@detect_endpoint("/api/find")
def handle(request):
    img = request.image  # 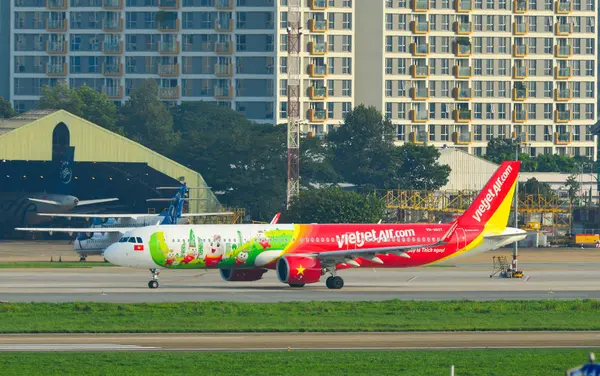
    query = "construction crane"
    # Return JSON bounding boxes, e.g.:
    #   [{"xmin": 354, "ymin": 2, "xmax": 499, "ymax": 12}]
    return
[{"xmin": 286, "ymin": 0, "xmax": 301, "ymax": 208}]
